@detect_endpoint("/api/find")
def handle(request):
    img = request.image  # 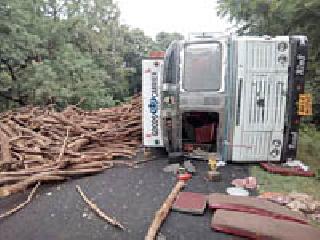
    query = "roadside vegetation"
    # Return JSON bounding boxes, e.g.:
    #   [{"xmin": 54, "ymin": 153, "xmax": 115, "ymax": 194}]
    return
[
  {"xmin": 0, "ymin": 0, "xmax": 183, "ymax": 112},
  {"xmin": 251, "ymin": 127, "xmax": 320, "ymax": 199}
]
